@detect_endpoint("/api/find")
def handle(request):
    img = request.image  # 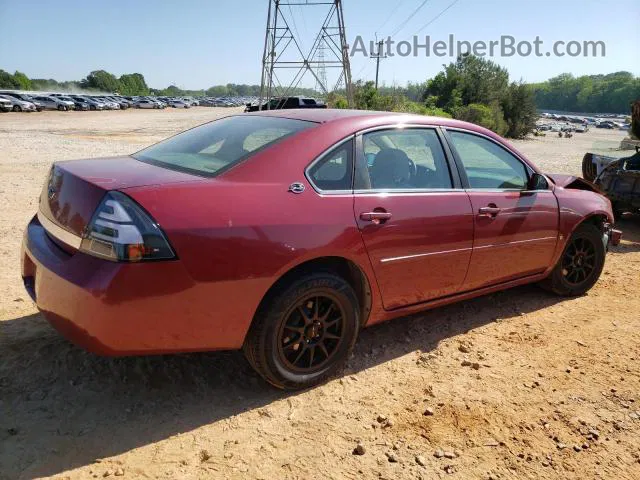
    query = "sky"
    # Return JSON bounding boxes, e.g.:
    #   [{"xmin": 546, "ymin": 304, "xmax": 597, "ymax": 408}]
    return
[{"xmin": 1, "ymin": 0, "xmax": 638, "ymax": 91}]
